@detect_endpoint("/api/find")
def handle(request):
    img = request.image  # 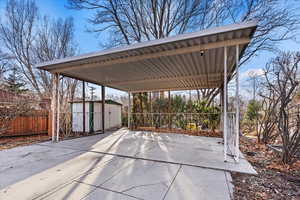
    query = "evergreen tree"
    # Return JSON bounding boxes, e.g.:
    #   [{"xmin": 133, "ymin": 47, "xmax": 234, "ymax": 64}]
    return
[
  {"xmin": 5, "ymin": 66, "xmax": 27, "ymax": 94},
  {"xmin": 246, "ymin": 100, "xmax": 261, "ymax": 121}
]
